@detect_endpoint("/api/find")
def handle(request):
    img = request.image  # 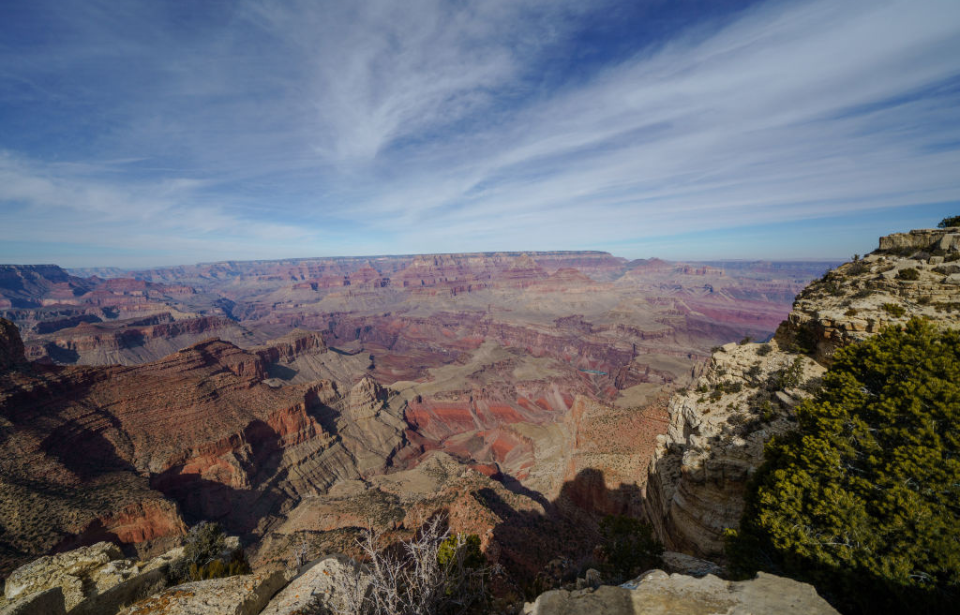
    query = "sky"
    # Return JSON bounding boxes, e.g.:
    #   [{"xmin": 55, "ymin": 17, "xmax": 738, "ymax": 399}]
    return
[{"xmin": 1, "ymin": 0, "xmax": 959, "ymax": 268}]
